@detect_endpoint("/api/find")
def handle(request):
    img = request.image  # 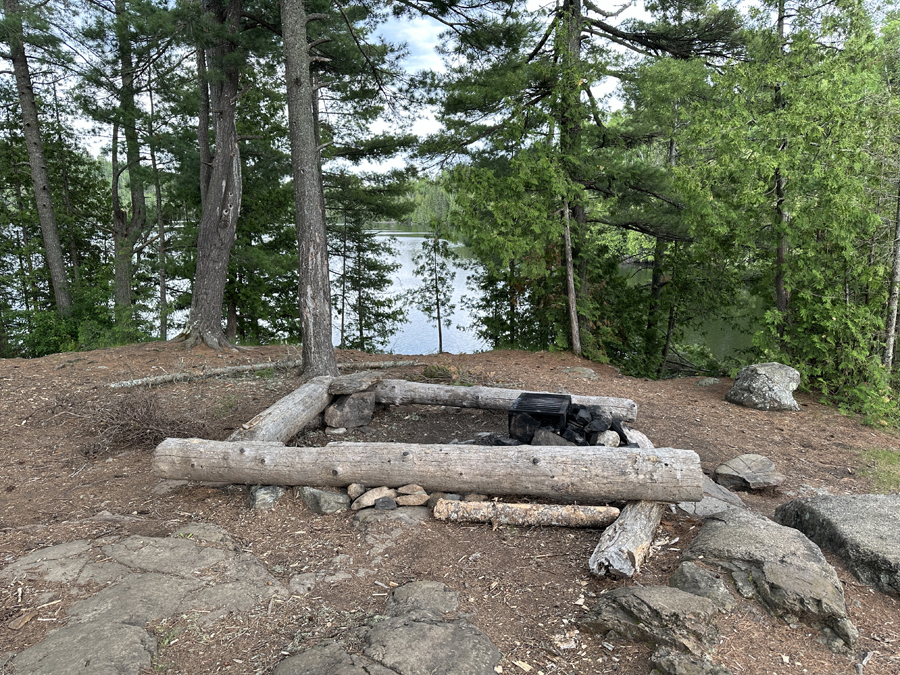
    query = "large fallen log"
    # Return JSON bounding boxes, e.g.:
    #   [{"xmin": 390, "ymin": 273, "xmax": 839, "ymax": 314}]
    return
[
  {"xmin": 152, "ymin": 439, "xmax": 702, "ymax": 503},
  {"xmin": 227, "ymin": 376, "xmax": 333, "ymax": 442},
  {"xmin": 372, "ymin": 380, "xmax": 637, "ymax": 421},
  {"xmin": 433, "ymin": 499, "xmax": 621, "ymax": 528},
  {"xmin": 588, "ymin": 500, "xmax": 667, "ymax": 578}
]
